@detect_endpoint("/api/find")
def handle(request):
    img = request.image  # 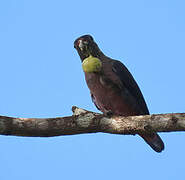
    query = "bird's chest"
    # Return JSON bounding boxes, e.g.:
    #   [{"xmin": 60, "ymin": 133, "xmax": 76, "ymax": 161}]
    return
[
  {"xmin": 85, "ymin": 72, "xmax": 133, "ymax": 115},
  {"xmin": 85, "ymin": 72, "xmax": 113, "ymax": 91}
]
